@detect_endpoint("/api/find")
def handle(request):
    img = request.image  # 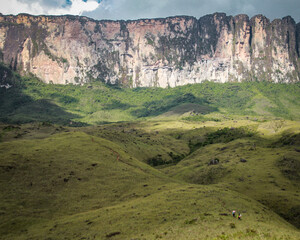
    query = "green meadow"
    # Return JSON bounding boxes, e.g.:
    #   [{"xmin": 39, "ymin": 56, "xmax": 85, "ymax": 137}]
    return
[
  {"xmin": 1, "ymin": 63, "xmax": 300, "ymax": 125},
  {"xmin": 0, "ymin": 64, "xmax": 300, "ymax": 239}
]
